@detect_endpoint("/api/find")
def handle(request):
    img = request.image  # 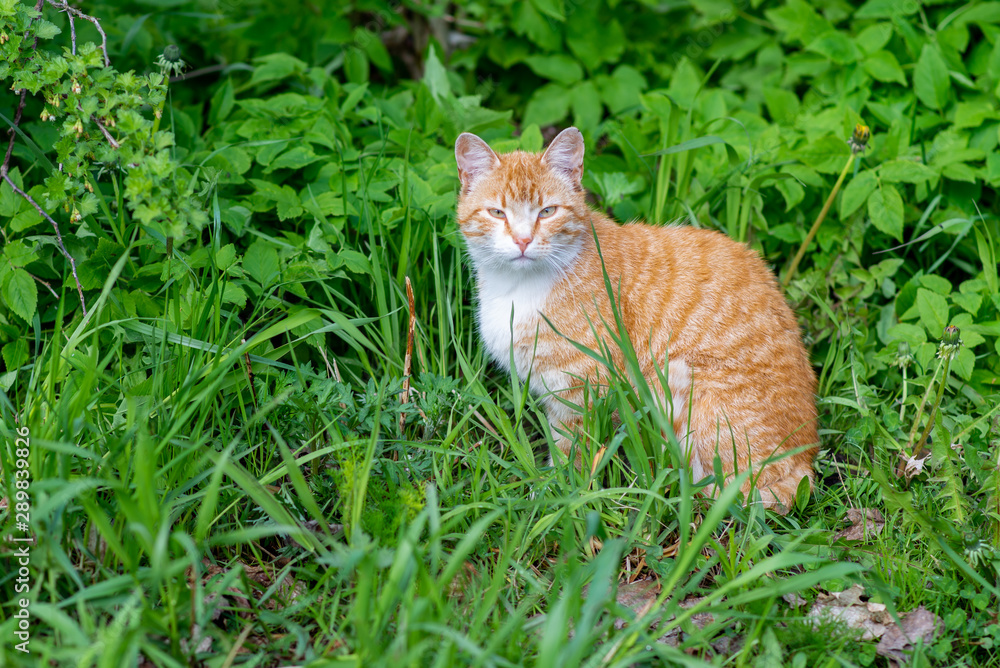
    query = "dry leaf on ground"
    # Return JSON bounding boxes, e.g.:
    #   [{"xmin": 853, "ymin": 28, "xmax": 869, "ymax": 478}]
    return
[
  {"xmin": 612, "ymin": 580, "xmax": 715, "ymax": 647},
  {"xmin": 806, "ymin": 584, "xmax": 892, "ymax": 640},
  {"xmin": 807, "ymin": 584, "xmax": 943, "ymax": 660},
  {"xmin": 876, "ymin": 606, "xmax": 942, "ymax": 664},
  {"xmin": 834, "ymin": 508, "xmax": 885, "ymax": 542},
  {"xmin": 902, "ymin": 453, "xmax": 930, "ymax": 480}
]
